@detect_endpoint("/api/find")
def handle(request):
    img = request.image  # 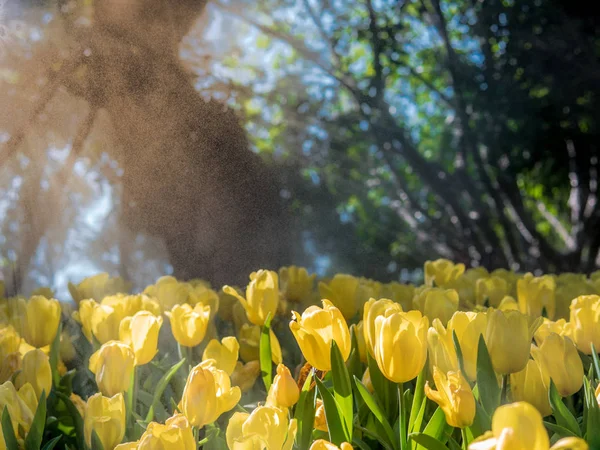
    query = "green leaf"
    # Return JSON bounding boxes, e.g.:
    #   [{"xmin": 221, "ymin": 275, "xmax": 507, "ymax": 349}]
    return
[
  {"xmin": 260, "ymin": 313, "xmax": 273, "ymax": 390},
  {"xmin": 367, "ymin": 352, "xmax": 396, "ymax": 421},
  {"xmin": 409, "ymin": 363, "xmax": 427, "ymax": 434},
  {"xmin": 583, "ymin": 377, "xmax": 600, "ymax": 447},
  {"xmin": 421, "ymin": 407, "xmax": 451, "ymax": 445},
  {"xmin": 543, "ymin": 421, "xmax": 578, "ymax": 438},
  {"xmin": 1, "ymin": 406, "xmax": 19, "ymax": 450},
  {"xmin": 348, "ymin": 327, "xmax": 363, "ymax": 380},
  {"xmin": 452, "ymin": 330, "xmax": 464, "ymax": 375},
  {"xmin": 294, "ymin": 371, "xmax": 316, "ymax": 450},
  {"xmin": 54, "ymin": 391, "xmax": 86, "ymax": 450},
  {"xmin": 49, "ymin": 322, "xmax": 63, "ymax": 388},
  {"xmin": 91, "ymin": 429, "xmax": 105, "ymax": 450},
  {"xmin": 353, "ymin": 375, "xmax": 397, "ymax": 450},
  {"xmin": 314, "ymin": 376, "xmax": 347, "ymax": 446},
  {"xmin": 330, "ymin": 340, "xmax": 353, "ymax": 441},
  {"xmin": 25, "ymin": 390, "xmax": 47, "ymax": 450},
  {"xmin": 409, "ymin": 432, "xmax": 450, "ymax": 450},
  {"xmin": 41, "ymin": 435, "xmax": 62, "ymax": 450},
  {"xmin": 410, "ymin": 396, "xmax": 427, "ymax": 436},
  {"xmin": 590, "ymin": 344, "xmax": 600, "ymax": 382},
  {"xmin": 549, "ymin": 380, "xmax": 581, "ymax": 437},
  {"xmin": 476, "ymin": 335, "xmax": 500, "ymax": 417},
  {"xmin": 145, "ymin": 357, "xmax": 186, "ymax": 422},
  {"xmin": 59, "ymin": 369, "xmax": 77, "ymax": 396}
]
